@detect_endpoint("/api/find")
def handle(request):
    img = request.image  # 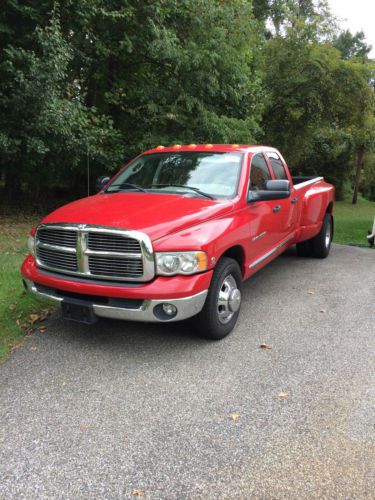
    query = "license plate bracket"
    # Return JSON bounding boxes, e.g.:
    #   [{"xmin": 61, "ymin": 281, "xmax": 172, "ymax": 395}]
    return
[{"xmin": 62, "ymin": 300, "xmax": 97, "ymax": 324}]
